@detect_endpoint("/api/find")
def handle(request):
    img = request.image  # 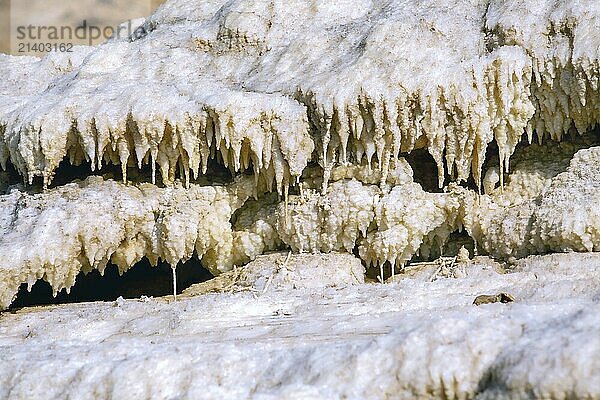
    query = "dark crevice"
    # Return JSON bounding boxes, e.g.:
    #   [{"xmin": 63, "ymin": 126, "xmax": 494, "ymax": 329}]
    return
[
  {"xmin": 352, "ymin": 243, "xmax": 376, "ymax": 281},
  {"xmin": 442, "ymin": 230, "xmax": 476, "ymax": 258},
  {"xmin": 365, "ymin": 261, "xmax": 393, "ymax": 281},
  {"xmin": 230, "ymin": 191, "xmax": 279, "ymax": 228},
  {"xmin": 0, "ymin": 161, "xmax": 23, "ymax": 194},
  {"xmin": 363, "ymin": 230, "xmax": 476, "ymax": 281},
  {"xmin": 403, "ymin": 230, "xmax": 475, "ymax": 264},
  {"xmin": 403, "ymin": 148, "xmax": 444, "ymax": 192},
  {"xmin": 1, "ymin": 152, "xmax": 236, "ymax": 194},
  {"xmin": 48, "ymin": 159, "xmax": 123, "ymax": 189},
  {"xmin": 9, "ymin": 256, "xmax": 214, "ymax": 310},
  {"xmin": 481, "ymin": 138, "xmax": 500, "ymax": 177}
]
